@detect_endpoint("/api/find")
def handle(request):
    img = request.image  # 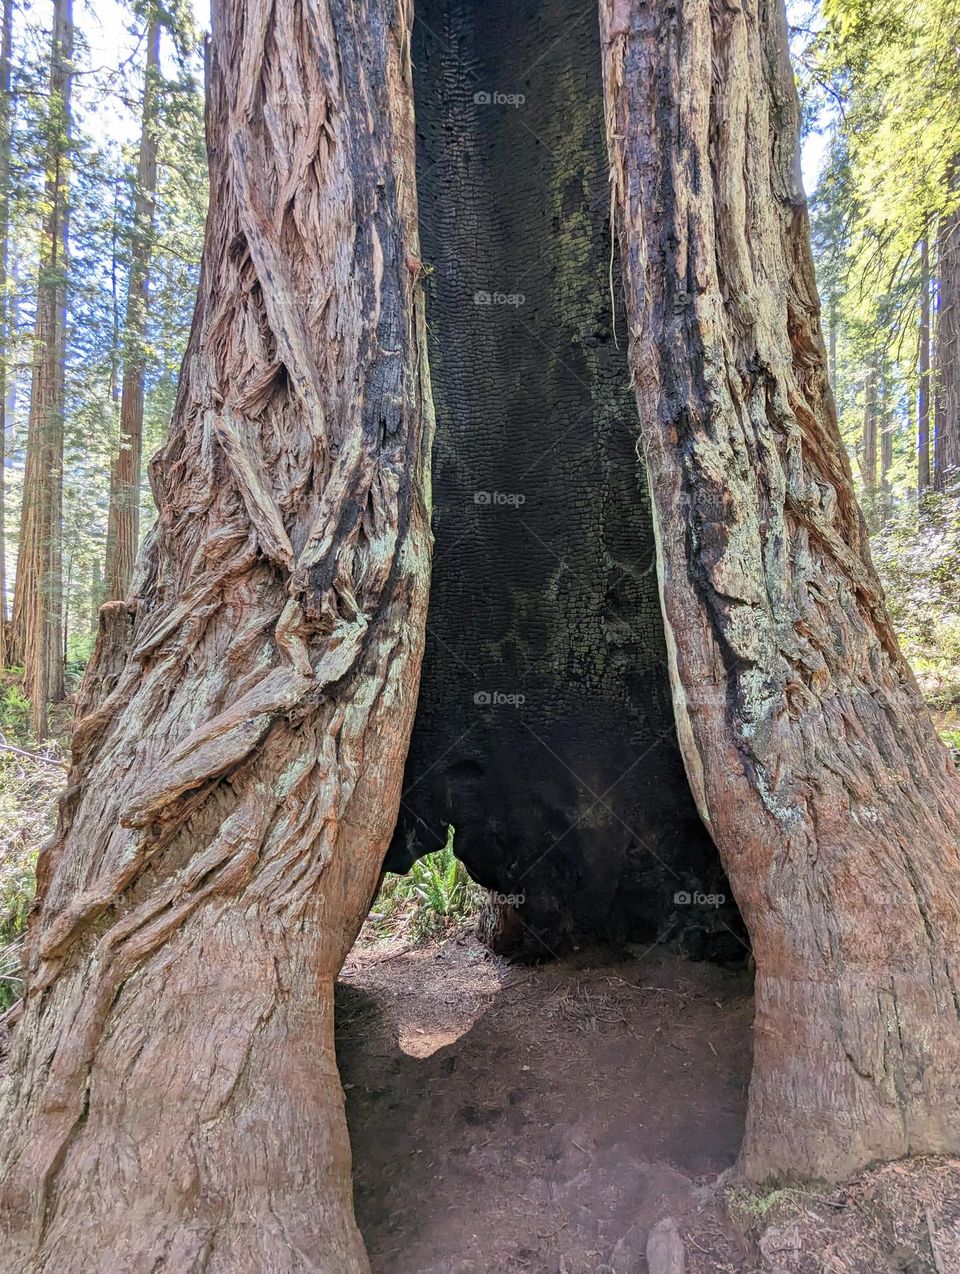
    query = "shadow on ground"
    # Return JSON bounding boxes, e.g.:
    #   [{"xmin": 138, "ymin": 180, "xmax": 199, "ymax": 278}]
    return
[{"xmin": 336, "ymin": 935, "xmax": 753, "ymax": 1273}]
